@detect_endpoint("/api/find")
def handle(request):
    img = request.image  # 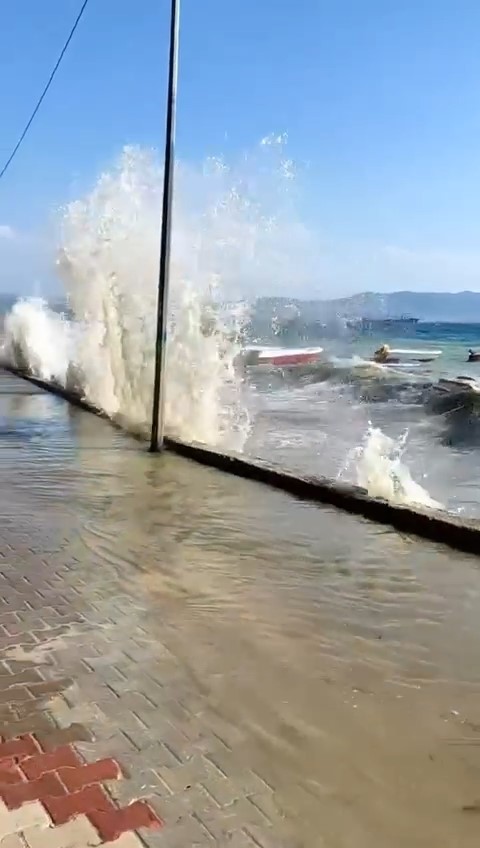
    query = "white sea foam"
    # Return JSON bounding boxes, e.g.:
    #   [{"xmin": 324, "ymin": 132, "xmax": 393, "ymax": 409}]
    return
[{"xmin": 355, "ymin": 425, "xmax": 441, "ymax": 509}]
